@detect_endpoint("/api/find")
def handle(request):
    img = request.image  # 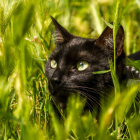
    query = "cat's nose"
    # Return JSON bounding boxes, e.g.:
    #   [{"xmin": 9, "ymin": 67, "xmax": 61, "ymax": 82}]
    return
[
  {"xmin": 51, "ymin": 77, "xmax": 61, "ymax": 87},
  {"xmin": 50, "ymin": 69, "xmax": 62, "ymax": 87}
]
